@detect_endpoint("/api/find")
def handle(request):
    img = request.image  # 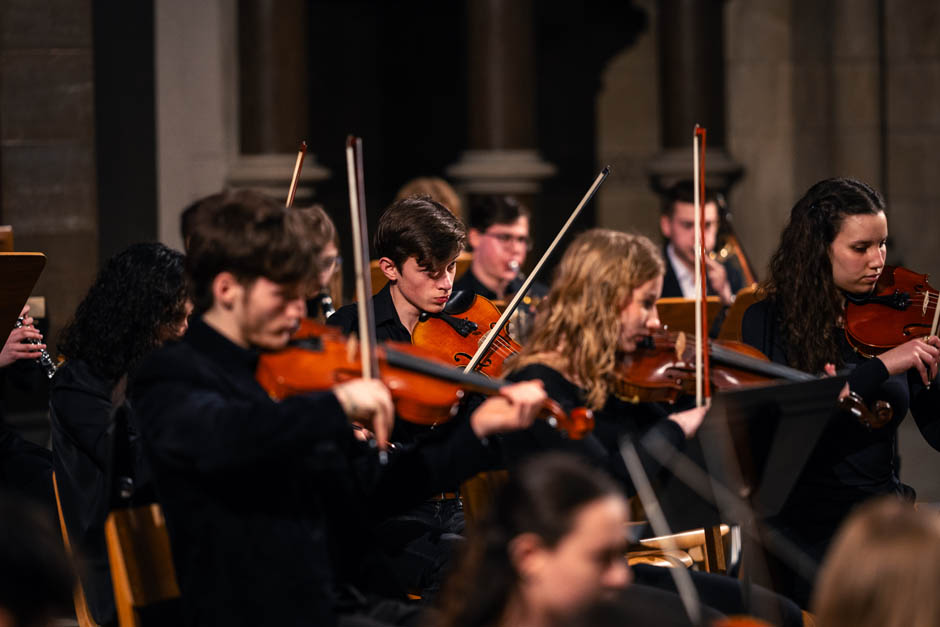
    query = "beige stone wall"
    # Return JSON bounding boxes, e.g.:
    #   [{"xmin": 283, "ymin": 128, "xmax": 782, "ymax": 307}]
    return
[
  {"xmin": 726, "ymin": 0, "xmax": 938, "ymax": 283},
  {"xmin": 883, "ymin": 0, "xmax": 940, "ymax": 282},
  {"xmin": 0, "ymin": 0, "xmax": 99, "ymax": 351},
  {"xmin": 155, "ymin": 0, "xmax": 238, "ymax": 253},
  {"xmin": 595, "ymin": 0, "xmax": 662, "ymax": 243}
]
